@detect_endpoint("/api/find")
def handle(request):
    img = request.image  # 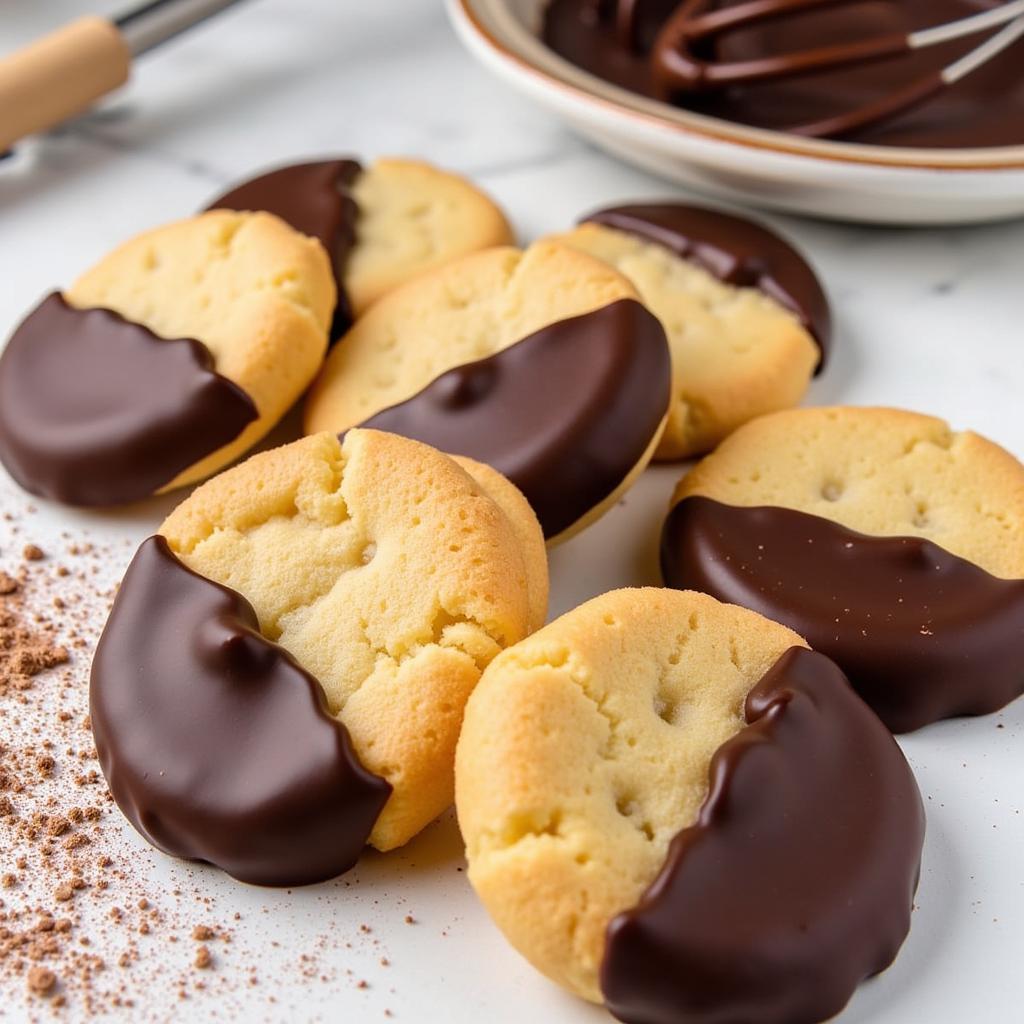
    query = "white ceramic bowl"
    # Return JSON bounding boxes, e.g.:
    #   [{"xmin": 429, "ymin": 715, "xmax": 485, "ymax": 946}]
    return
[{"xmin": 447, "ymin": 0, "xmax": 1024, "ymax": 225}]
